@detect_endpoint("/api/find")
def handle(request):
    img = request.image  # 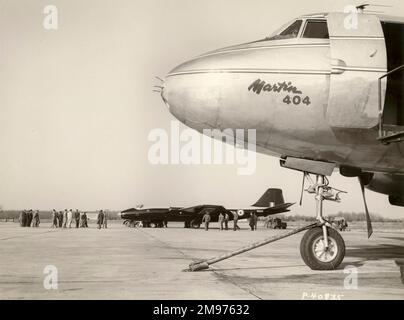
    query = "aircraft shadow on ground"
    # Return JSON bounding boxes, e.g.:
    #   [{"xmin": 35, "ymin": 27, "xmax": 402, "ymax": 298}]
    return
[{"xmin": 346, "ymin": 244, "xmax": 404, "ymax": 261}]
